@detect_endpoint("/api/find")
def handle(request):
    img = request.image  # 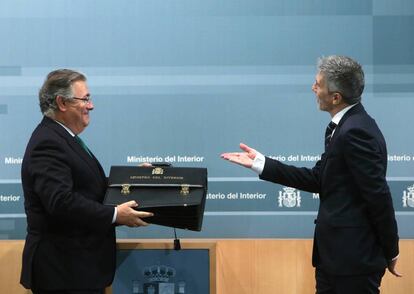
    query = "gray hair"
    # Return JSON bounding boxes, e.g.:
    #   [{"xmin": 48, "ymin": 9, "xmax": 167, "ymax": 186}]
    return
[
  {"xmin": 317, "ymin": 56, "xmax": 364, "ymax": 105},
  {"xmin": 39, "ymin": 69, "xmax": 87, "ymax": 117}
]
